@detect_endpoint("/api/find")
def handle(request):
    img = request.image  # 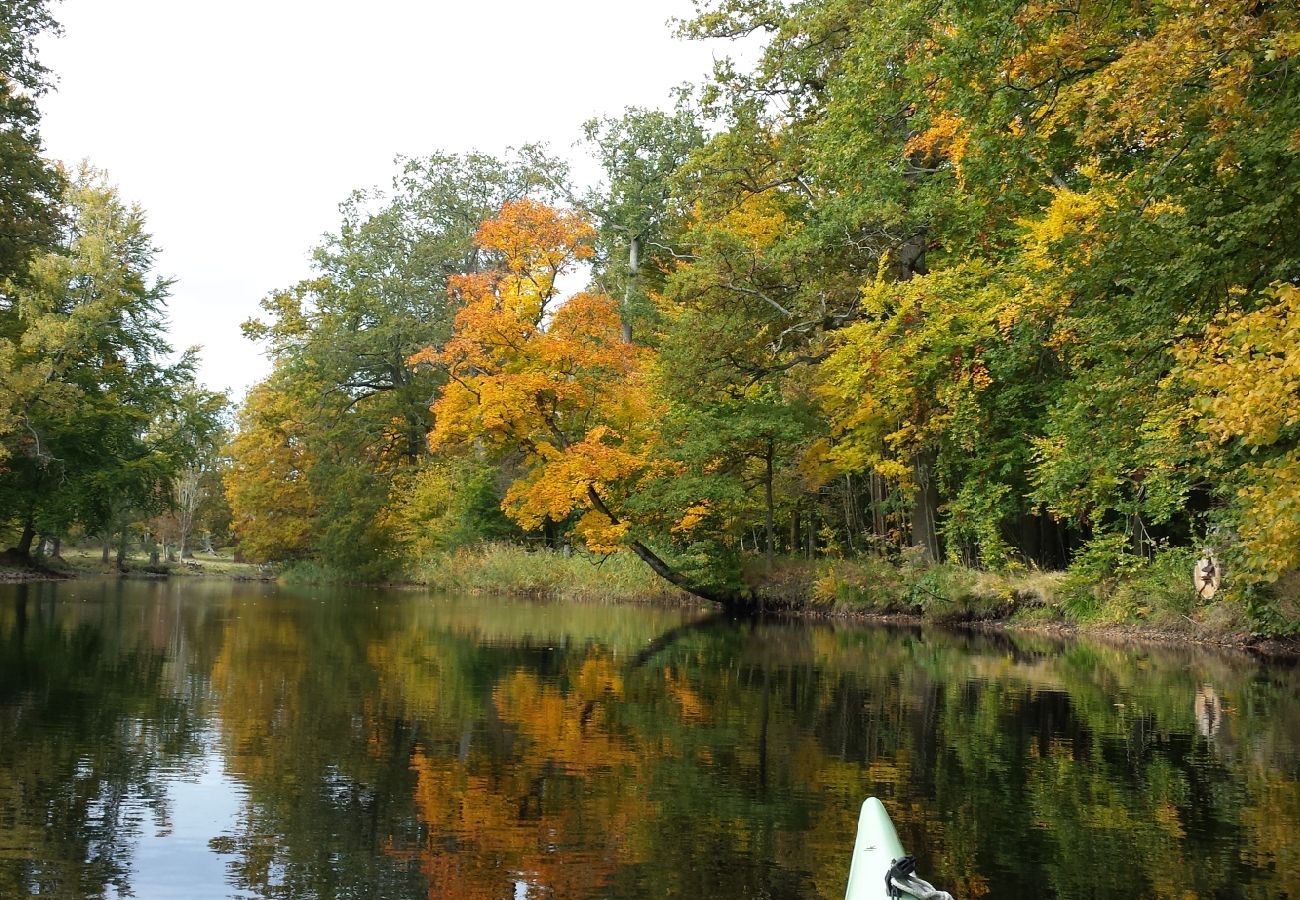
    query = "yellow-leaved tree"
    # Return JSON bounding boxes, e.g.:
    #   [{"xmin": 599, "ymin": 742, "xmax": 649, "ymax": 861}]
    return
[
  {"xmin": 224, "ymin": 375, "xmax": 318, "ymax": 563},
  {"xmin": 411, "ymin": 200, "xmax": 746, "ymax": 605},
  {"xmin": 1176, "ymin": 283, "xmax": 1300, "ymax": 594}
]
